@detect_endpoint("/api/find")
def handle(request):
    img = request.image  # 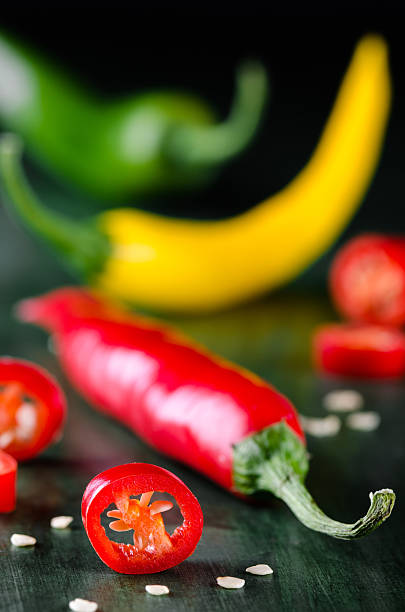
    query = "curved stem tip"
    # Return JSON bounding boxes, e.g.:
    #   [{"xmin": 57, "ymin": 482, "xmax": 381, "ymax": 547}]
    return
[
  {"xmin": 233, "ymin": 421, "xmax": 395, "ymax": 540},
  {"xmin": 167, "ymin": 61, "xmax": 268, "ymax": 167}
]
